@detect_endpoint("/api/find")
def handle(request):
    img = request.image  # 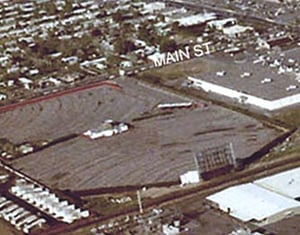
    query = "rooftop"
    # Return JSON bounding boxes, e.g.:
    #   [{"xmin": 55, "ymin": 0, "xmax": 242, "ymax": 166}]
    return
[
  {"xmin": 254, "ymin": 167, "xmax": 300, "ymax": 199},
  {"xmin": 207, "ymin": 182, "xmax": 300, "ymax": 224},
  {"xmin": 189, "ymin": 50, "xmax": 300, "ymax": 101}
]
